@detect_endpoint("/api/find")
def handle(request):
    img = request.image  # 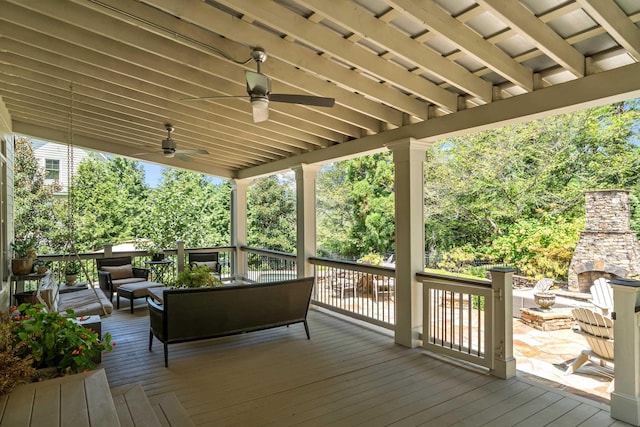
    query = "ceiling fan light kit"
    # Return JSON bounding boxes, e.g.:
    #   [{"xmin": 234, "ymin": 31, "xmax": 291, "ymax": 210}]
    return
[{"xmin": 184, "ymin": 47, "xmax": 335, "ymax": 123}]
